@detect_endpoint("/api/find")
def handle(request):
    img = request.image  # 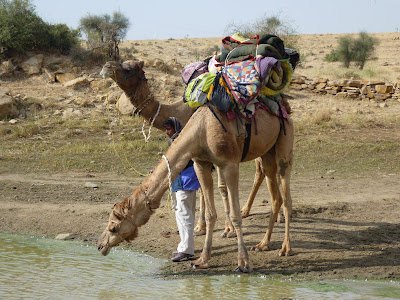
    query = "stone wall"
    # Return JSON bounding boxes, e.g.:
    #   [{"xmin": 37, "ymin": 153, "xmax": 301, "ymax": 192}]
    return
[{"xmin": 290, "ymin": 76, "xmax": 400, "ymax": 101}]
